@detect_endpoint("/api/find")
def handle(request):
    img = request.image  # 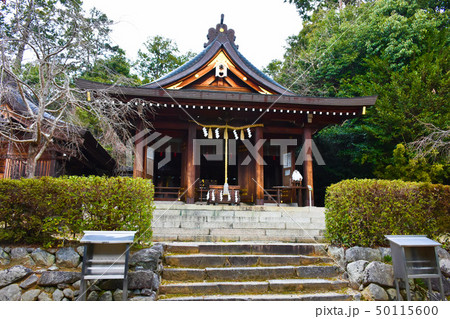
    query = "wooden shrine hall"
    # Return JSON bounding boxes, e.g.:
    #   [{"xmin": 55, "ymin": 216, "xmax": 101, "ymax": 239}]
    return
[{"xmin": 77, "ymin": 16, "xmax": 377, "ymax": 206}]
